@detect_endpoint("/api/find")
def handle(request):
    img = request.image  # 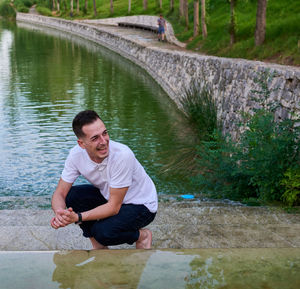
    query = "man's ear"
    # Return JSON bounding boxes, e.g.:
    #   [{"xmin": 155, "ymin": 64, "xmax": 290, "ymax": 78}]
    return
[{"xmin": 77, "ymin": 139, "xmax": 86, "ymax": 149}]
